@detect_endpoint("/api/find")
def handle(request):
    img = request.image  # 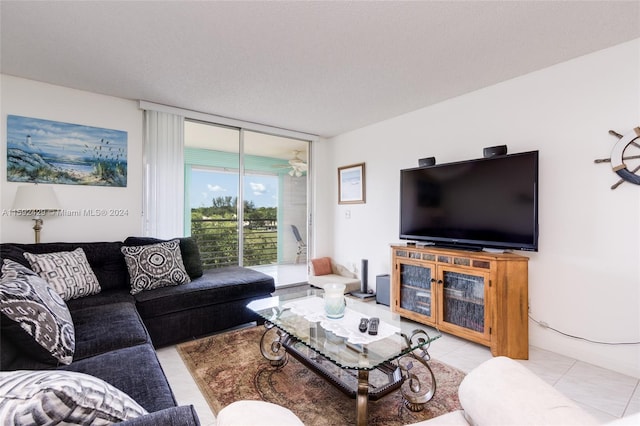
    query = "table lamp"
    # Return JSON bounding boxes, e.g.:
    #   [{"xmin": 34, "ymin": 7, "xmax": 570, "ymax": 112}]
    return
[{"xmin": 12, "ymin": 184, "xmax": 61, "ymax": 243}]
